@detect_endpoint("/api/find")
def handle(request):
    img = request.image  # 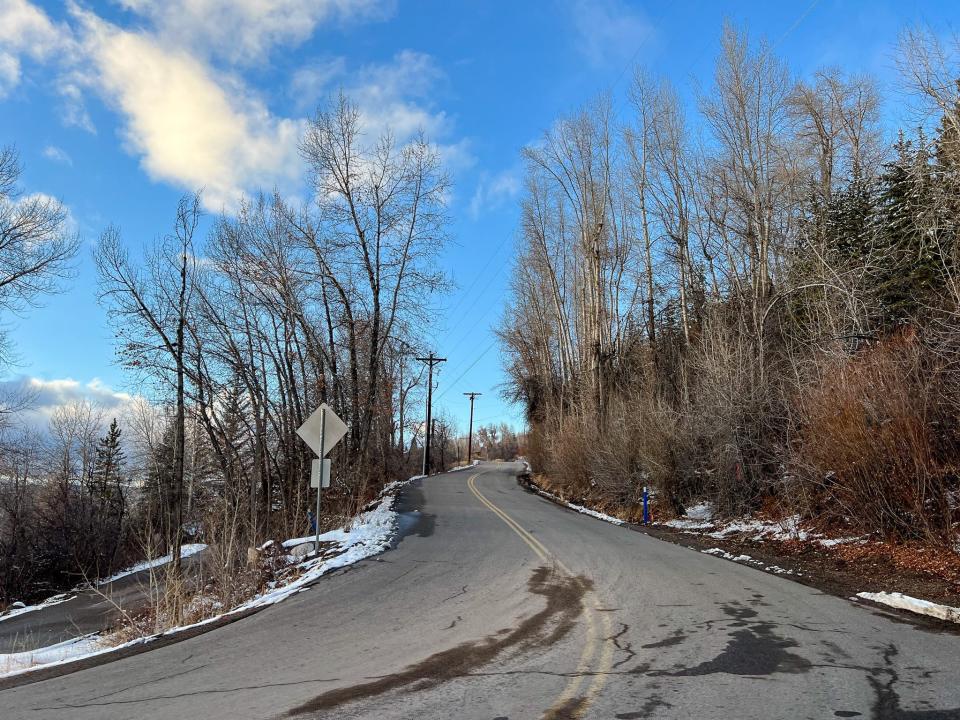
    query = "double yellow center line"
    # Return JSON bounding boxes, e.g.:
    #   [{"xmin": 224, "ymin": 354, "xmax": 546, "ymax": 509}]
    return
[{"xmin": 466, "ymin": 472, "xmax": 614, "ymax": 719}]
